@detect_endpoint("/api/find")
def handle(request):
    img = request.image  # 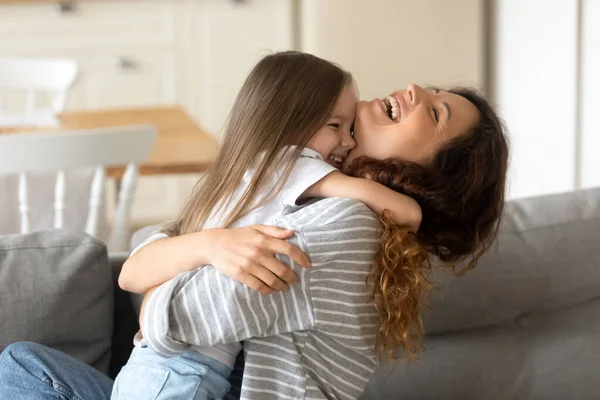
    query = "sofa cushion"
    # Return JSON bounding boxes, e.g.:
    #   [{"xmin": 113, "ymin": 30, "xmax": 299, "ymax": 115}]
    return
[
  {"xmin": 423, "ymin": 186, "xmax": 600, "ymax": 334},
  {"xmin": 0, "ymin": 230, "xmax": 114, "ymax": 374},
  {"xmin": 363, "ymin": 296, "xmax": 600, "ymax": 400}
]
